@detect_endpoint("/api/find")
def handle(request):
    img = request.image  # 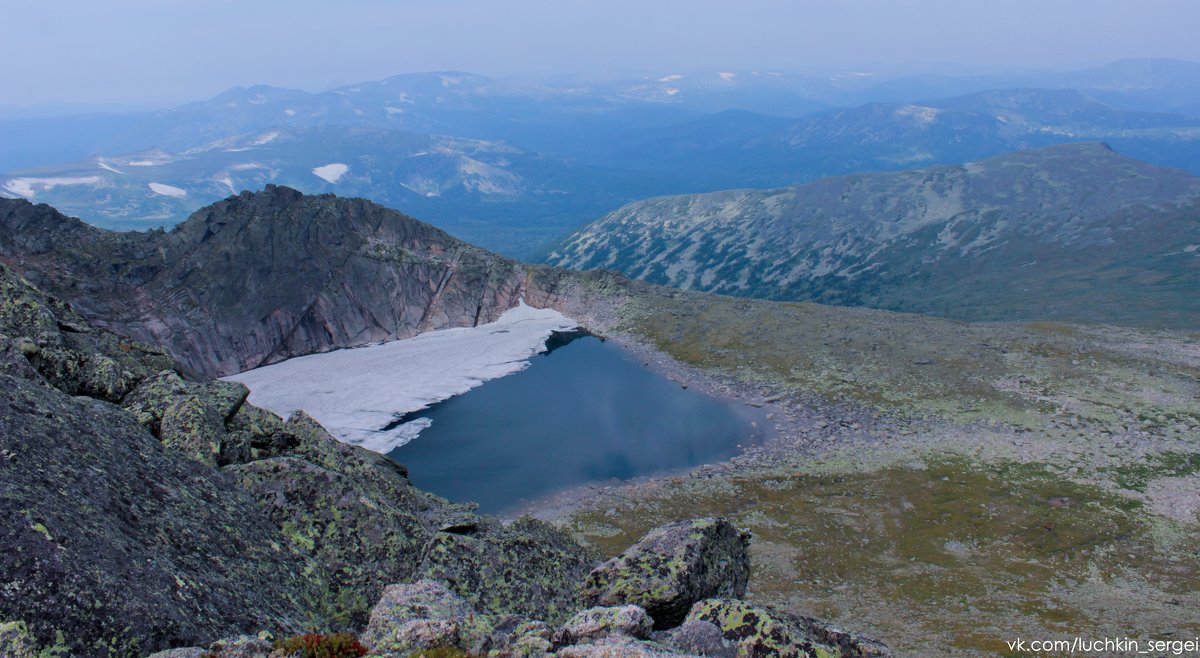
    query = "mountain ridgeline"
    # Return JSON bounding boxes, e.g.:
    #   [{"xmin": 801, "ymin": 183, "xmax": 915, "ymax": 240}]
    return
[
  {"xmin": 0, "ymin": 186, "xmax": 551, "ymax": 377},
  {"xmin": 546, "ymin": 143, "xmax": 1200, "ymax": 328}
]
